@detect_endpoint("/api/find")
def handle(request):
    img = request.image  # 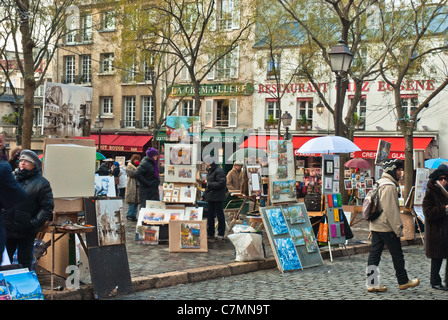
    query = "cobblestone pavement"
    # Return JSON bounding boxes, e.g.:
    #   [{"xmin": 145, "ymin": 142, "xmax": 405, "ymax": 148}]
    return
[{"xmin": 107, "ymin": 245, "xmax": 448, "ymax": 301}]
